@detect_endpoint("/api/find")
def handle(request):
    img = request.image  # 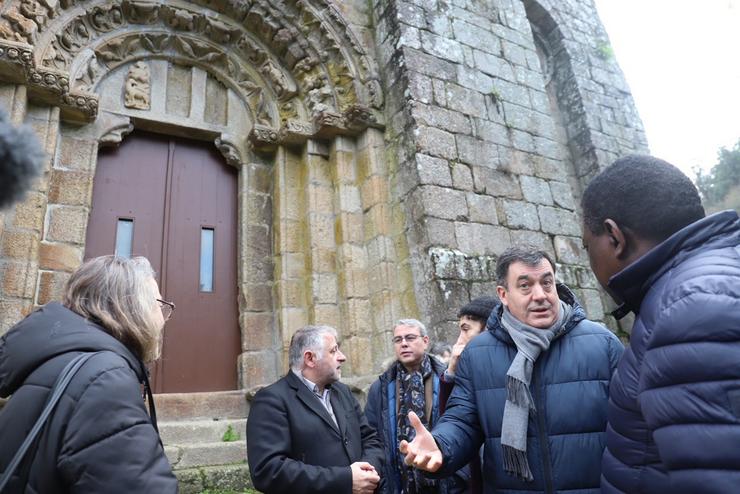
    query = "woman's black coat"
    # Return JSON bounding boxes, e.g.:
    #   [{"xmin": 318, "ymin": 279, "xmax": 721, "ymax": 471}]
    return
[{"xmin": 0, "ymin": 302, "xmax": 177, "ymax": 493}]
